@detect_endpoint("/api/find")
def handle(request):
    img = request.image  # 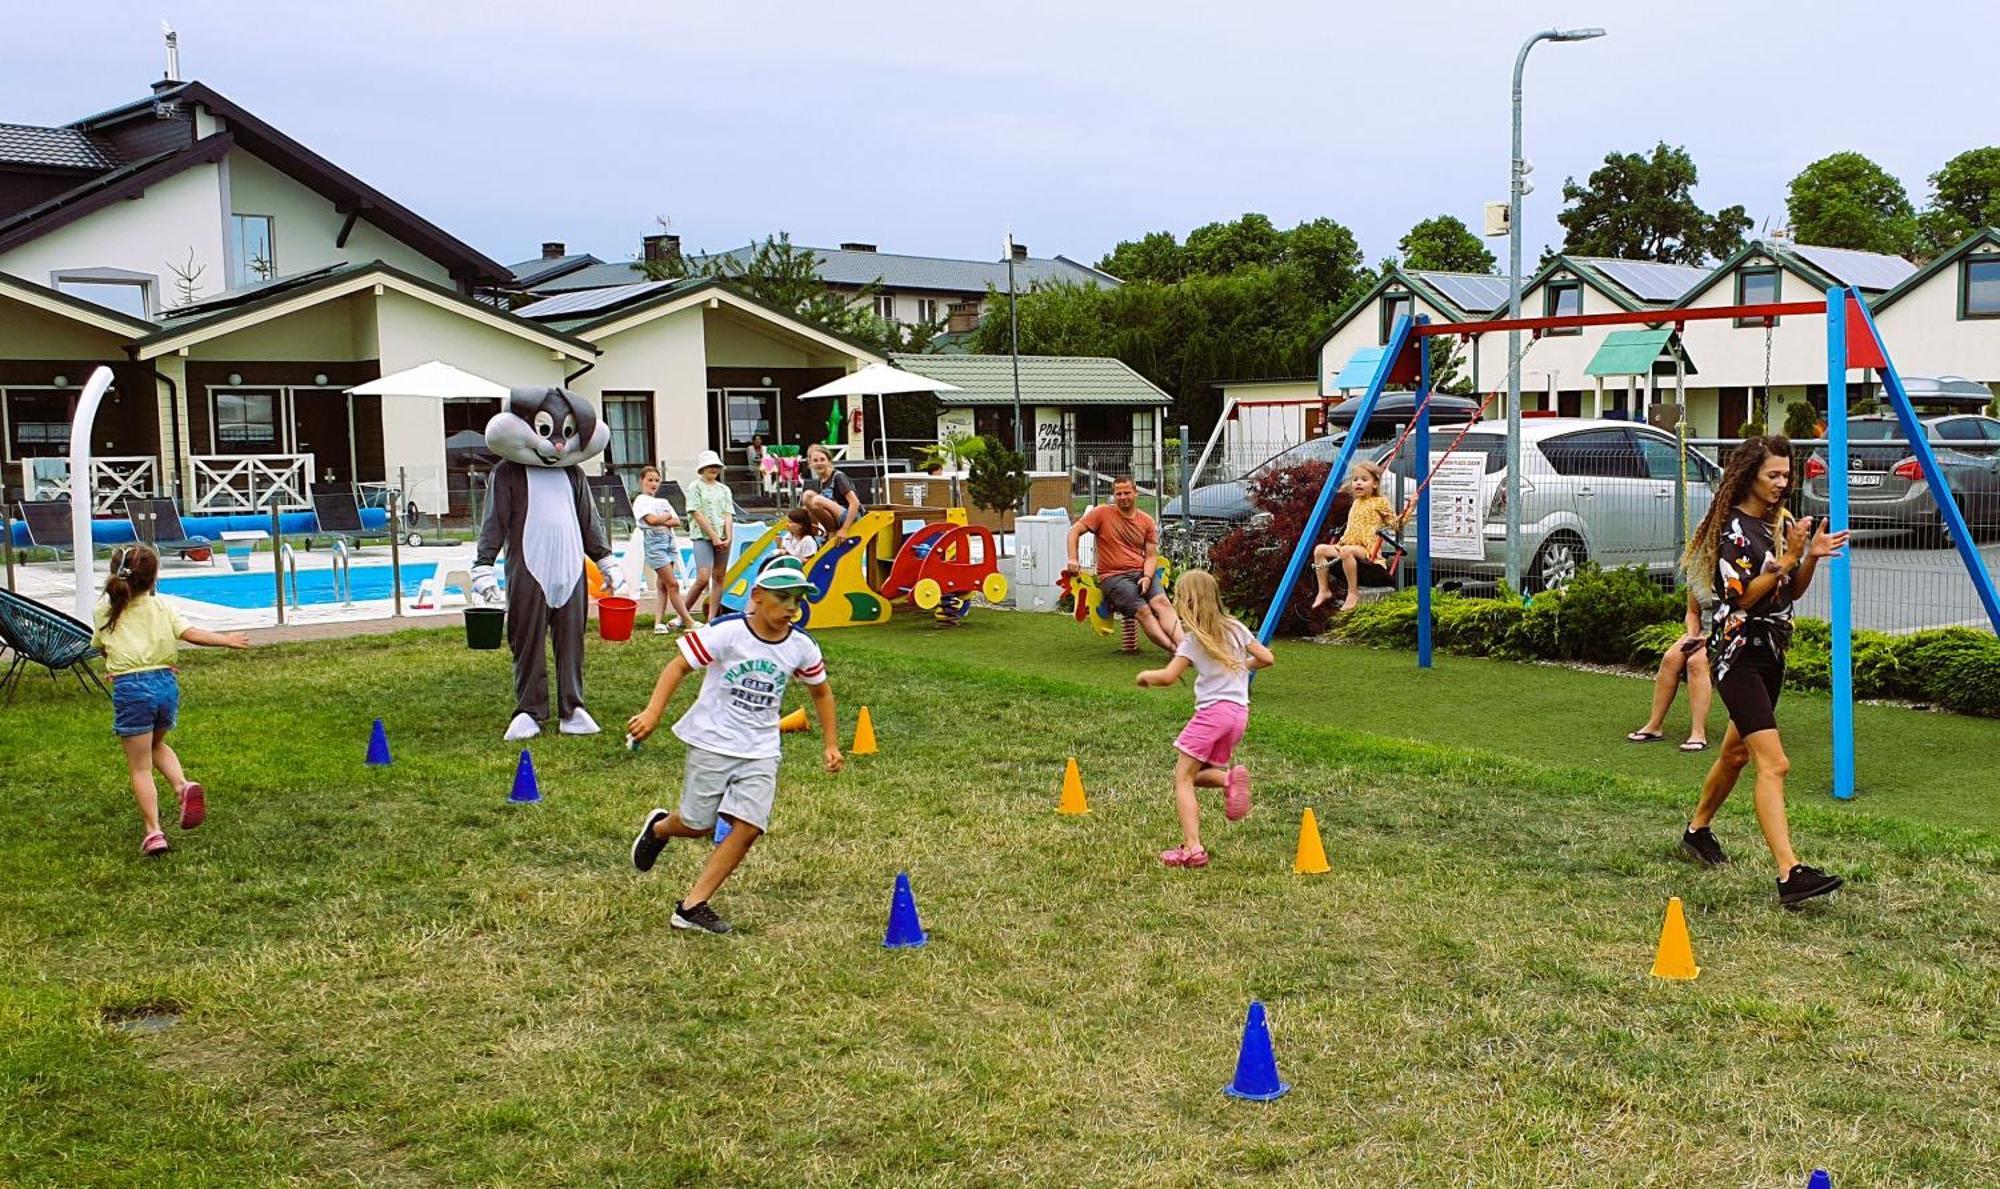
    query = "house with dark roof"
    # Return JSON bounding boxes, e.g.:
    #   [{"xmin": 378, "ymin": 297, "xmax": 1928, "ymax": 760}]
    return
[{"xmin": 886, "ymin": 352, "xmax": 1171, "ymax": 478}]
